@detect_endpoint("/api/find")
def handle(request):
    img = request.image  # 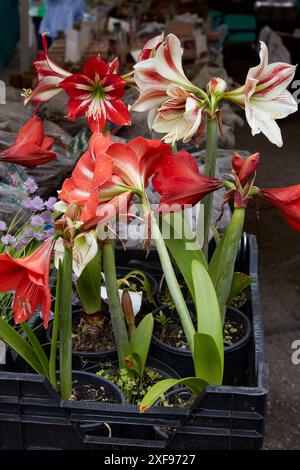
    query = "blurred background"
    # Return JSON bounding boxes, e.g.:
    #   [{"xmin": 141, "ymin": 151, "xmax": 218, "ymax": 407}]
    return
[{"xmin": 0, "ymin": 0, "xmax": 300, "ymax": 450}]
